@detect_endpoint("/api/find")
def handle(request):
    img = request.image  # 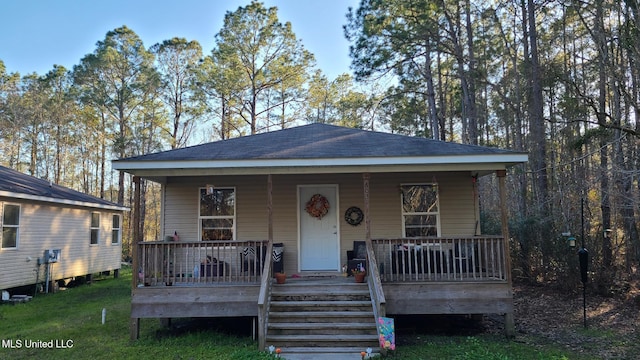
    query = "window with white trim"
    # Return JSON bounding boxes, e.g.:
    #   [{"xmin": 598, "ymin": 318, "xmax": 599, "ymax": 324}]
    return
[
  {"xmin": 90, "ymin": 212, "xmax": 100, "ymax": 245},
  {"xmin": 401, "ymin": 184, "xmax": 440, "ymax": 237},
  {"xmin": 111, "ymin": 214, "xmax": 121, "ymax": 244},
  {"xmin": 2, "ymin": 204, "xmax": 20, "ymax": 249},
  {"xmin": 199, "ymin": 187, "xmax": 235, "ymax": 240}
]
